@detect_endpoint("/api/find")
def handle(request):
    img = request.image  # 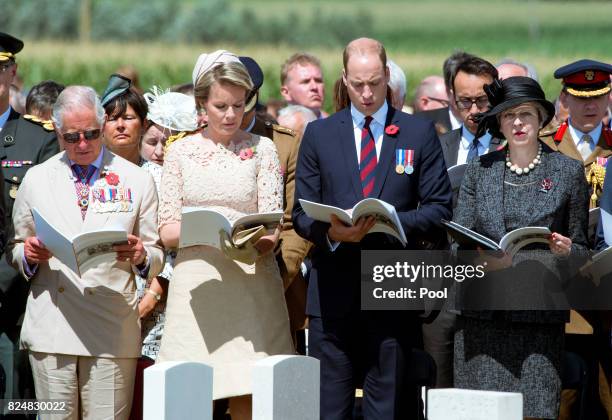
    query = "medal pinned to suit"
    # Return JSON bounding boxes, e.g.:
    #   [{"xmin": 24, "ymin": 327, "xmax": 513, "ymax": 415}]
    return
[{"xmin": 395, "ymin": 149, "xmax": 414, "ymax": 175}]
